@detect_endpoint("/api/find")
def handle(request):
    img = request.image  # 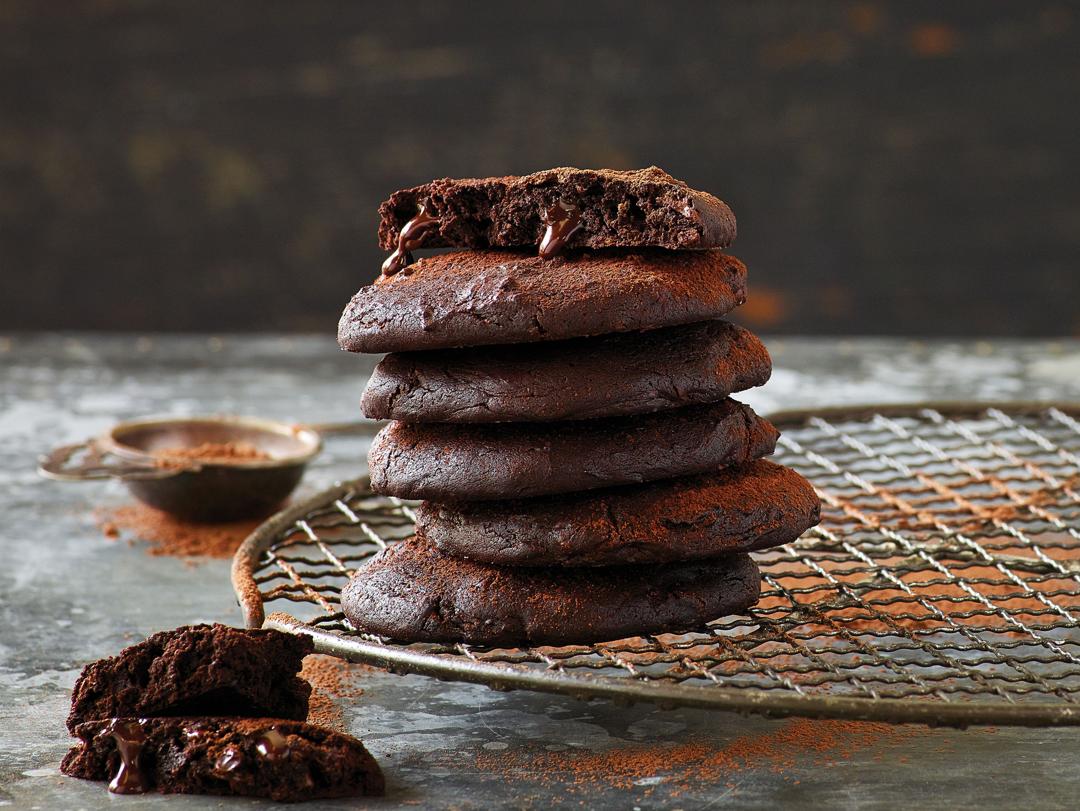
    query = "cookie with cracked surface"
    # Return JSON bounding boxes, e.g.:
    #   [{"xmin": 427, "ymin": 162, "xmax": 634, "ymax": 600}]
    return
[
  {"xmin": 67, "ymin": 624, "xmax": 312, "ymax": 733},
  {"xmin": 62, "ymin": 717, "xmax": 384, "ymax": 801},
  {"xmin": 378, "ymin": 166, "xmax": 736, "ymax": 254},
  {"xmin": 362, "ymin": 320, "xmax": 771, "ymax": 423},
  {"xmin": 338, "ymin": 248, "xmax": 747, "ymax": 353},
  {"xmin": 417, "ymin": 460, "xmax": 820, "ymax": 566},
  {"xmin": 341, "ymin": 535, "xmax": 760, "ymax": 646},
  {"xmin": 368, "ymin": 398, "xmax": 778, "ymax": 501}
]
